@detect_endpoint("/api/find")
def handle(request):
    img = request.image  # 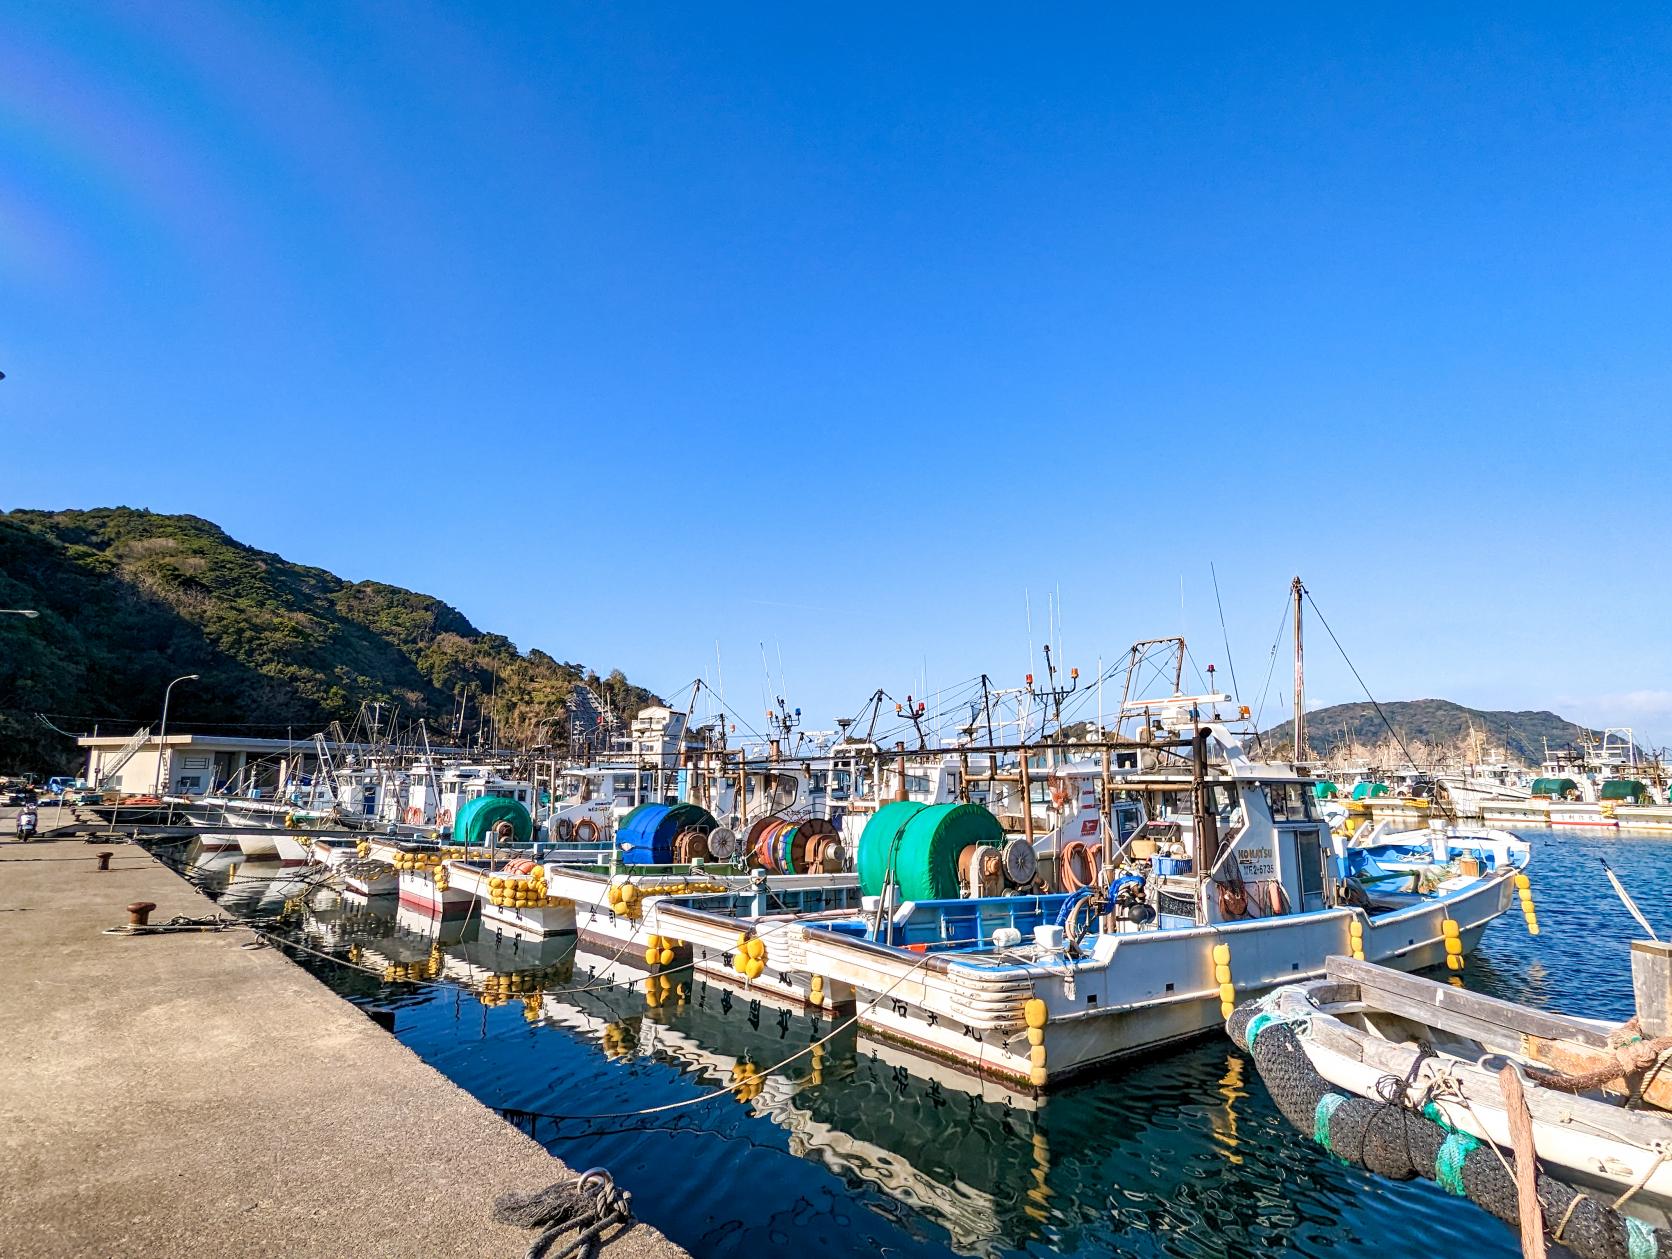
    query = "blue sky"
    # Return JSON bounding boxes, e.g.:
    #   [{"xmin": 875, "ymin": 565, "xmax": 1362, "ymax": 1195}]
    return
[{"xmin": 3, "ymin": 5, "xmax": 1670, "ymax": 746}]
